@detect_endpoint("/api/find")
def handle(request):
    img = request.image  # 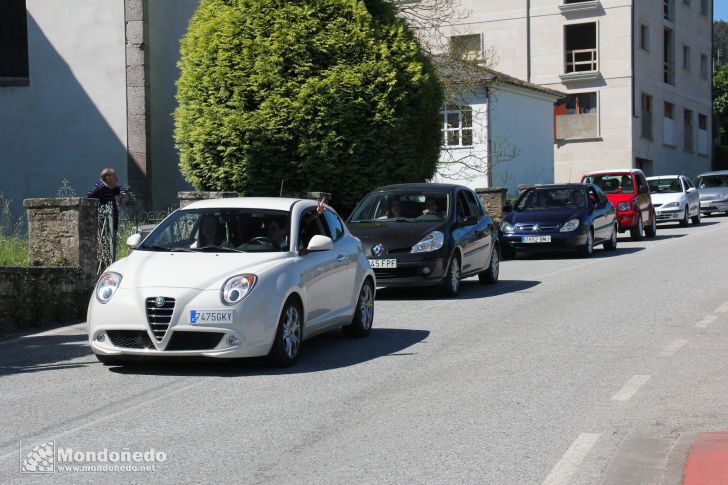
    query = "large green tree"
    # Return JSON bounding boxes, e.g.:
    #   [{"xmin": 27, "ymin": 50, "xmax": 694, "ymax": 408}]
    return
[
  {"xmin": 175, "ymin": 0, "xmax": 443, "ymax": 212},
  {"xmin": 715, "ymin": 64, "xmax": 728, "ymax": 144},
  {"xmin": 715, "ymin": 21, "xmax": 728, "ymax": 65}
]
